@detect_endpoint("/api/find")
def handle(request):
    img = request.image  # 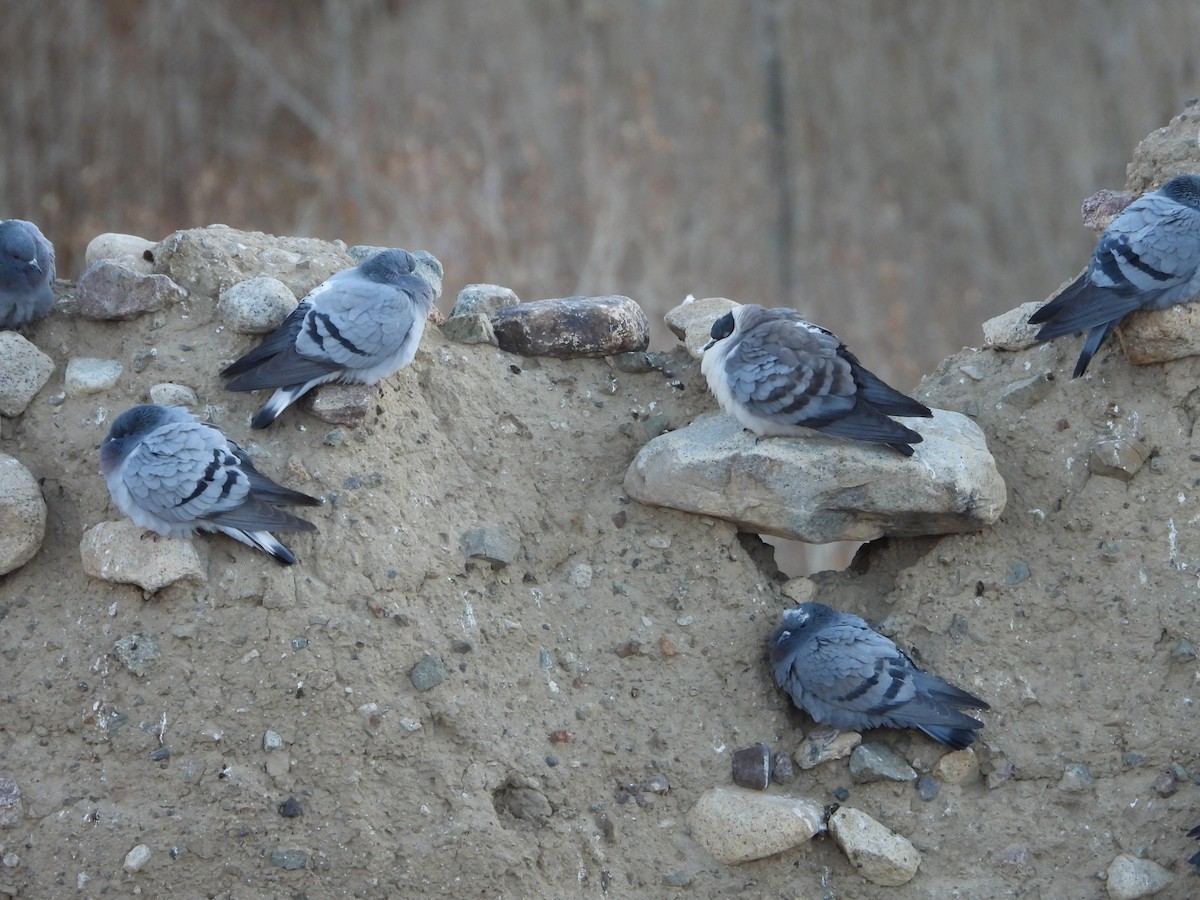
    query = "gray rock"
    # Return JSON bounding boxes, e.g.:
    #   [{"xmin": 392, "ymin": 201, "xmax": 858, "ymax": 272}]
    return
[
  {"xmin": 932, "ymin": 747, "xmax": 979, "ymax": 785},
  {"xmin": 981, "ymin": 302, "xmax": 1044, "ymax": 350},
  {"xmin": 462, "ymin": 526, "xmax": 520, "ymax": 568},
  {"xmin": 688, "ymin": 786, "xmax": 823, "ymax": 864},
  {"xmin": 441, "ymin": 312, "xmax": 498, "ymax": 346},
  {"xmin": 1059, "ymin": 762, "xmax": 1095, "ymax": 794},
  {"xmin": 75, "ymin": 260, "xmax": 187, "ymax": 320},
  {"xmin": 0, "ymin": 332, "xmax": 55, "ymax": 416},
  {"xmin": 410, "ymin": 654, "xmax": 446, "ymax": 691},
  {"xmin": 664, "ymin": 296, "xmax": 739, "ymax": 359},
  {"xmin": 268, "ymin": 848, "xmax": 310, "ymax": 871},
  {"xmin": 122, "ymin": 843, "xmax": 151, "ymax": 873},
  {"xmin": 1105, "ymin": 853, "xmax": 1173, "ymax": 899},
  {"xmin": 849, "ymin": 742, "xmax": 917, "ymax": 784},
  {"xmin": 0, "ymin": 454, "xmax": 47, "ymax": 576},
  {"xmin": 1118, "ymin": 301, "xmax": 1200, "ymax": 368},
  {"xmin": 84, "ymin": 233, "xmax": 156, "ymax": 274},
  {"xmin": 998, "ymin": 371, "xmax": 1056, "ymax": 410},
  {"xmin": 218, "ymin": 276, "xmax": 298, "ymax": 333},
  {"xmin": 495, "ymin": 785, "xmax": 552, "ymax": 820},
  {"xmin": 625, "ymin": 409, "xmax": 1006, "ymax": 543},
  {"xmin": 1081, "ymin": 190, "xmax": 1135, "ymax": 233},
  {"xmin": 148, "ymin": 382, "xmax": 199, "ymax": 408},
  {"xmin": 828, "ymin": 806, "xmax": 921, "ymax": 886},
  {"xmin": 731, "ymin": 742, "xmax": 771, "ymax": 790},
  {"xmin": 65, "ymin": 358, "xmax": 123, "ymax": 396},
  {"xmin": 263, "ymin": 730, "xmax": 284, "ymax": 751},
  {"xmin": 113, "ymin": 633, "xmax": 161, "ymax": 676},
  {"xmin": 79, "ymin": 521, "xmax": 207, "ymax": 592},
  {"xmin": 491, "ymin": 295, "xmax": 650, "ymax": 359},
  {"xmin": 770, "ymin": 751, "xmax": 796, "ymax": 785},
  {"xmin": 993, "ymin": 842, "xmax": 1037, "ymax": 877},
  {"xmin": 986, "ymin": 758, "xmax": 1016, "ymax": 790},
  {"xmin": 795, "ymin": 726, "xmax": 861, "ymax": 769},
  {"xmin": 0, "ymin": 775, "xmax": 21, "ymax": 828},
  {"xmin": 302, "ymin": 383, "xmax": 374, "ymax": 427},
  {"xmin": 153, "ymin": 225, "xmax": 354, "ymax": 300},
  {"xmin": 452, "ymin": 283, "xmax": 519, "ymax": 318},
  {"xmin": 1090, "ymin": 438, "xmax": 1149, "ymax": 481},
  {"xmin": 915, "ymin": 774, "xmax": 939, "ymax": 801}
]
